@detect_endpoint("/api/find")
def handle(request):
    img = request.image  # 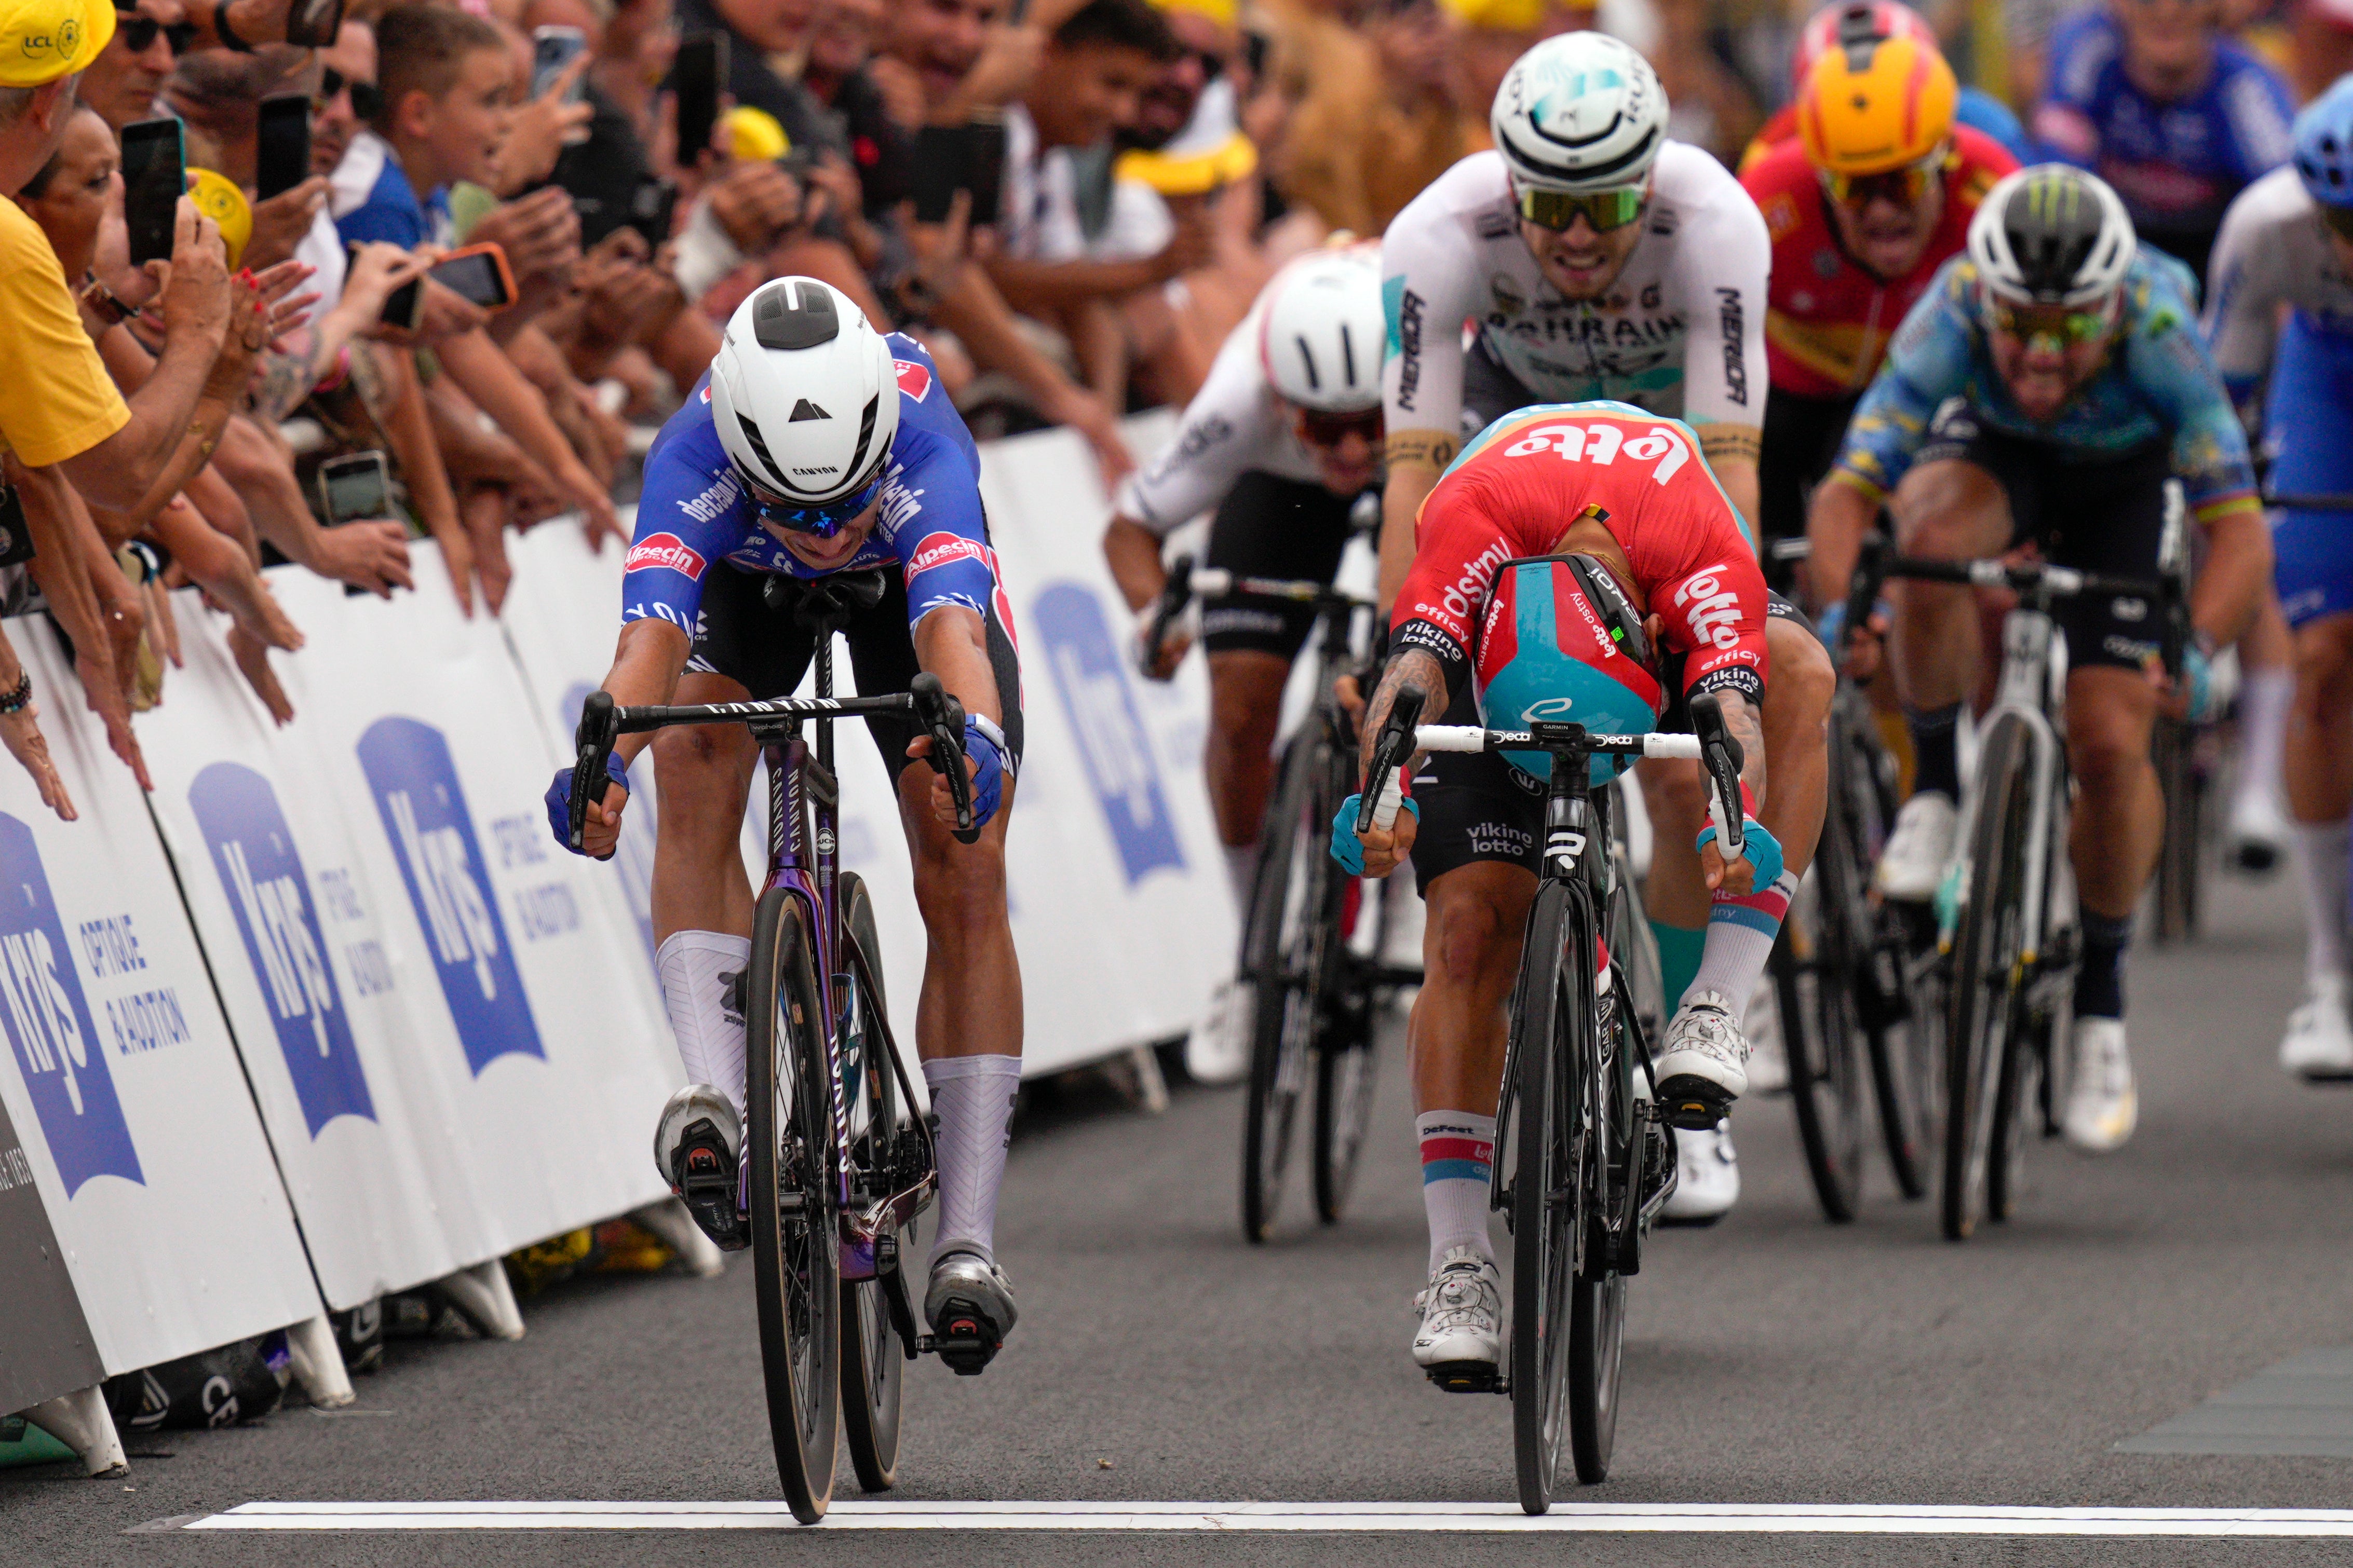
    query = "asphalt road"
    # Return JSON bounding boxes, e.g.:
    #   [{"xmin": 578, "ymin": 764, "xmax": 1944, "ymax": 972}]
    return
[{"xmin": 12, "ymin": 871, "xmax": 2353, "ymax": 1566}]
